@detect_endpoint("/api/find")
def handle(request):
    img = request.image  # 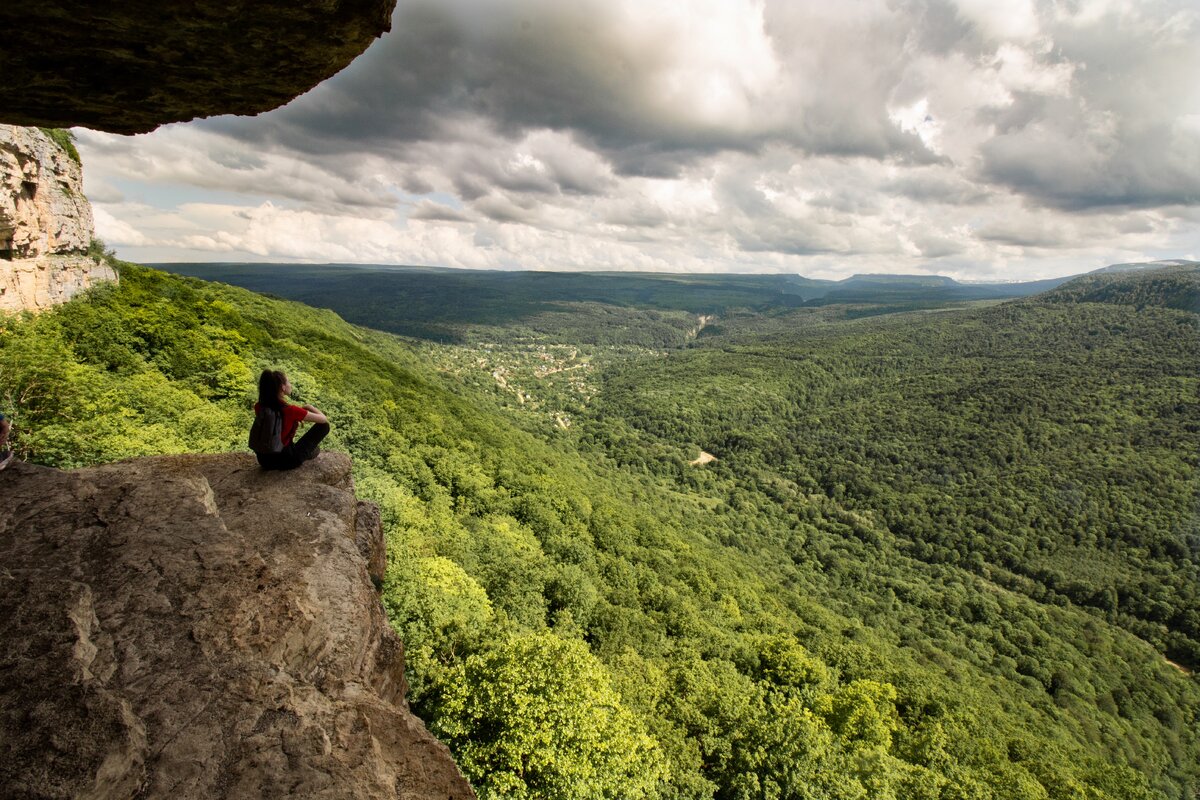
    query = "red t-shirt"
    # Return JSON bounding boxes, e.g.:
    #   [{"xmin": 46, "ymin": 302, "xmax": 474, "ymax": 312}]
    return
[{"xmin": 253, "ymin": 403, "xmax": 309, "ymax": 446}]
